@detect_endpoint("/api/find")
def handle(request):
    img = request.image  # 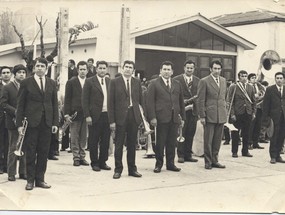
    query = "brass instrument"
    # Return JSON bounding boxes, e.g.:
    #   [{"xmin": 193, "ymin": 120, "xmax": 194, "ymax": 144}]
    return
[
  {"xmin": 145, "ymin": 125, "xmax": 156, "ymax": 158},
  {"xmin": 14, "ymin": 117, "xmax": 28, "ymax": 156},
  {"xmin": 62, "ymin": 112, "xmax": 77, "ymax": 136},
  {"xmin": 185, "ymin": 95, "xmax": 198, "ymax": 111},
  {"xmin": 177, "ymin": 114, "xmax": 185, "ymax": 142},
  {"xmin": 138, "ymin": 105, "xmax": 154, "ymax": 147}
]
